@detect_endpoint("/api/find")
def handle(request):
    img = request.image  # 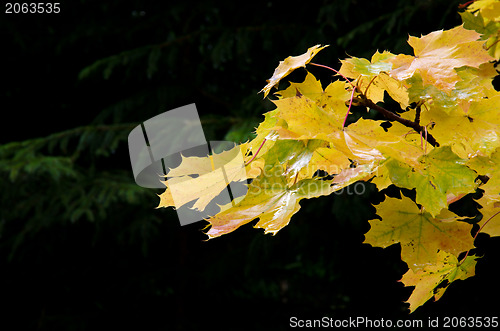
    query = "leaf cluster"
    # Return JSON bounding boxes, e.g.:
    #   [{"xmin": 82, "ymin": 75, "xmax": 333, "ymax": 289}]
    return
[{"xmin": 158, "ymin": 4, "xmax": 500, "ymax": 312}]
